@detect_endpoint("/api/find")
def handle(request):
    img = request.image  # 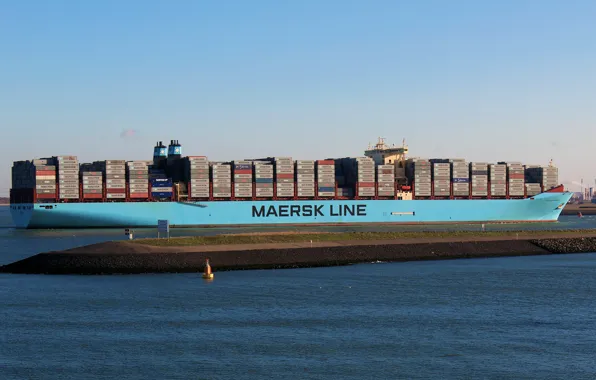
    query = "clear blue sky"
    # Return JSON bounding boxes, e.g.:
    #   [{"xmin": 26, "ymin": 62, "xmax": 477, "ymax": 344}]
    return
[{"xmin": 1, "ymin": 0, "xmax": 595, "ymax": 195}]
